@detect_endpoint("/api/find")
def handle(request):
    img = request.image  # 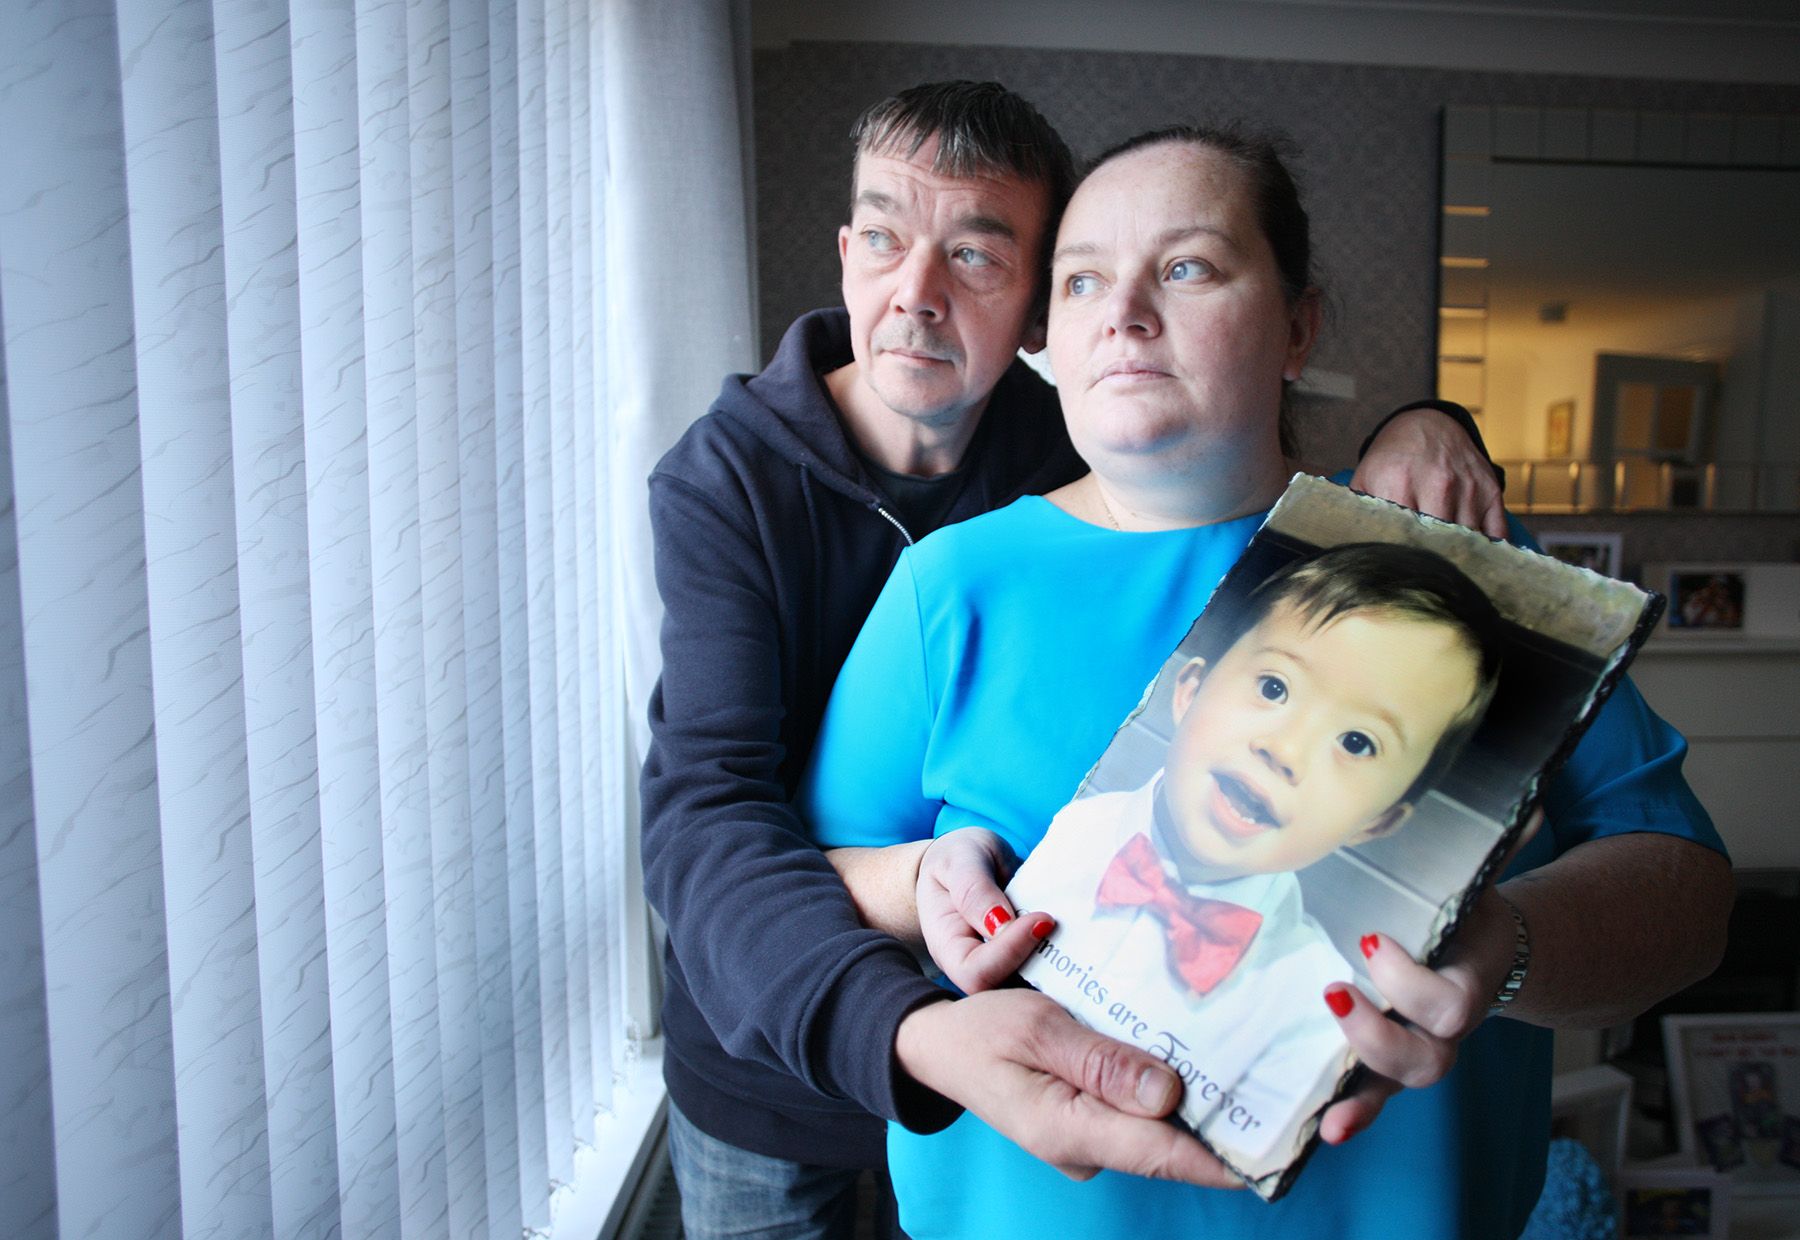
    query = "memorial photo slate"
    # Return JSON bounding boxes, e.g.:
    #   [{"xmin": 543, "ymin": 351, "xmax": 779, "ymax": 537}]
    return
[{"xmin": 1007, "ymin": 475, "xmax": 1663, "ymax": 1200}]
